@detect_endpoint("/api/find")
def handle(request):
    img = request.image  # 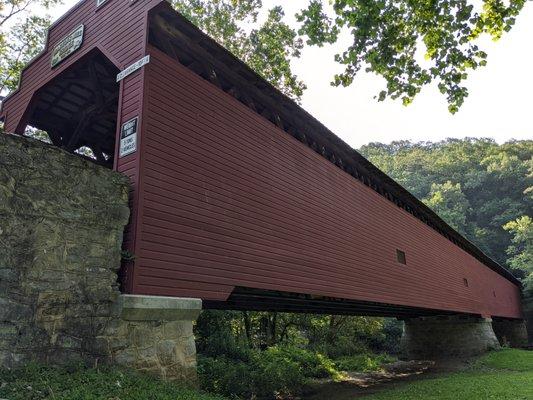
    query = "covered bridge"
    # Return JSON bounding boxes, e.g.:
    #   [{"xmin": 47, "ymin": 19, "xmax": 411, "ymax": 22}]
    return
[{"xmin": 0, "ymin": 0, "xmax": 527, "ymax": 364}]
